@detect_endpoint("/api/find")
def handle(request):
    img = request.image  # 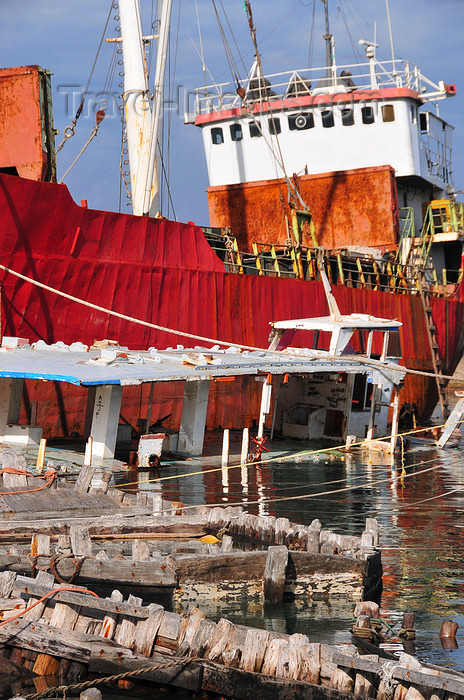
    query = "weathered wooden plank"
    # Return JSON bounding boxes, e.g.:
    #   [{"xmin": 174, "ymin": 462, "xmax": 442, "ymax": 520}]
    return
[
  {"xmin": 240, "ymin": 628, "xmax": 270, "ymax": 673},
  {"xmin": 263, "ymin": 545, "xmax": 288, "ymax": 603},
  {"xmin": 115, "ymin": 594, "xmax": 142, "ymax": 649},
  {"xmin": 12, "ymin": 578, "xmax": 151, "ymax": 619},
  {"xmin": 133, "ymin": 605, "xmax": 164, "ymax": 657},
  {"xmin": 0, "ymin": 556, "xmax": 177, "ymax": 587},
  {"xmin": 74, "ymin": 466, "xmax": 95, "ymax": 494},
  {"xmin": 70, "ymin": 526, "xmax": 92, "ymax": 557},
  {"xmin": 100, "ymin": 590, "xmax": 124, "ymax": 640}
]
